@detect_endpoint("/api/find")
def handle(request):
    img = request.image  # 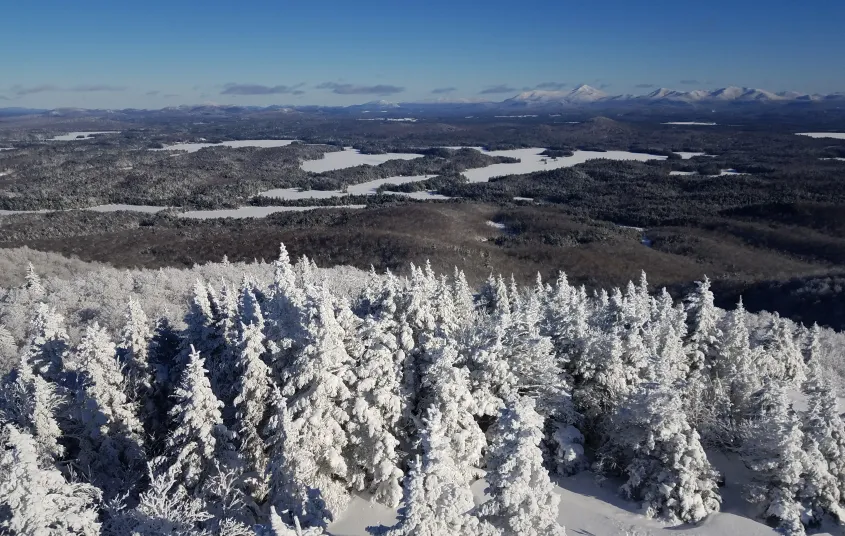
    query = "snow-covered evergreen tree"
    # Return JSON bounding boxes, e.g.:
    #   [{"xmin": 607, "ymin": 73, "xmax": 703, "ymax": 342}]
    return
[
  {"xmin": 760, "ymin": 314, "xmax": 807, "ymax": 387},
  {"xmin": 478, "ymin": 397, "xmax": 566, "ymax": 536},
  {"xmin": 159, "ymin": 345, "xmax": 226, "ymax": 492},
  {"xmin": 368, "ymin": 408, "xmax": 495, "ymax": 536},
  {"xmin": 24, "ymin": 261, "xmax": 45, "ymax": 298},
  {"xmin": 743, "ymin": 382, "xmax": 808, "ymax": 535},
  {"xmin": 347, "ymin": 312, "xmax": 405, "ymax": 507},
  {"xmin": 419, "ymin": 337, "xmax": 486, "ymax": 481},
  {"xmin": 683, "ymin": 276, "xmax": 722, "ymax": 375},
  {"xmin": 118, "ymin": 296, "xmax": 152, "ymax": 401},
  {"xmin": 68, "ymin": 322, "xmax": 146, "ymax": 499},
  {"xmin": 0, "ymin": 364, "xmax": 65, "ymax": 463},
  {"xmin": 277, "ymin": 287, "xmax": 355, "ymax": 524},
  {"xmin": 21, "ymin": 303, "xmax": 71, "ymax": 383},
  {"xmin": 0, "ymin": 424, "xmax": 102, "ymax": 535},
  {"xmin": 601, "ymin": 383, "xmax": 721, "ymax": 523},
  {"xmin": 0, "ymin": 324, "xmax": 17, "ymax": 365},
  {"xmin": 231, "ymin": 287, "xmax": 273, "ymax": 499}
]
